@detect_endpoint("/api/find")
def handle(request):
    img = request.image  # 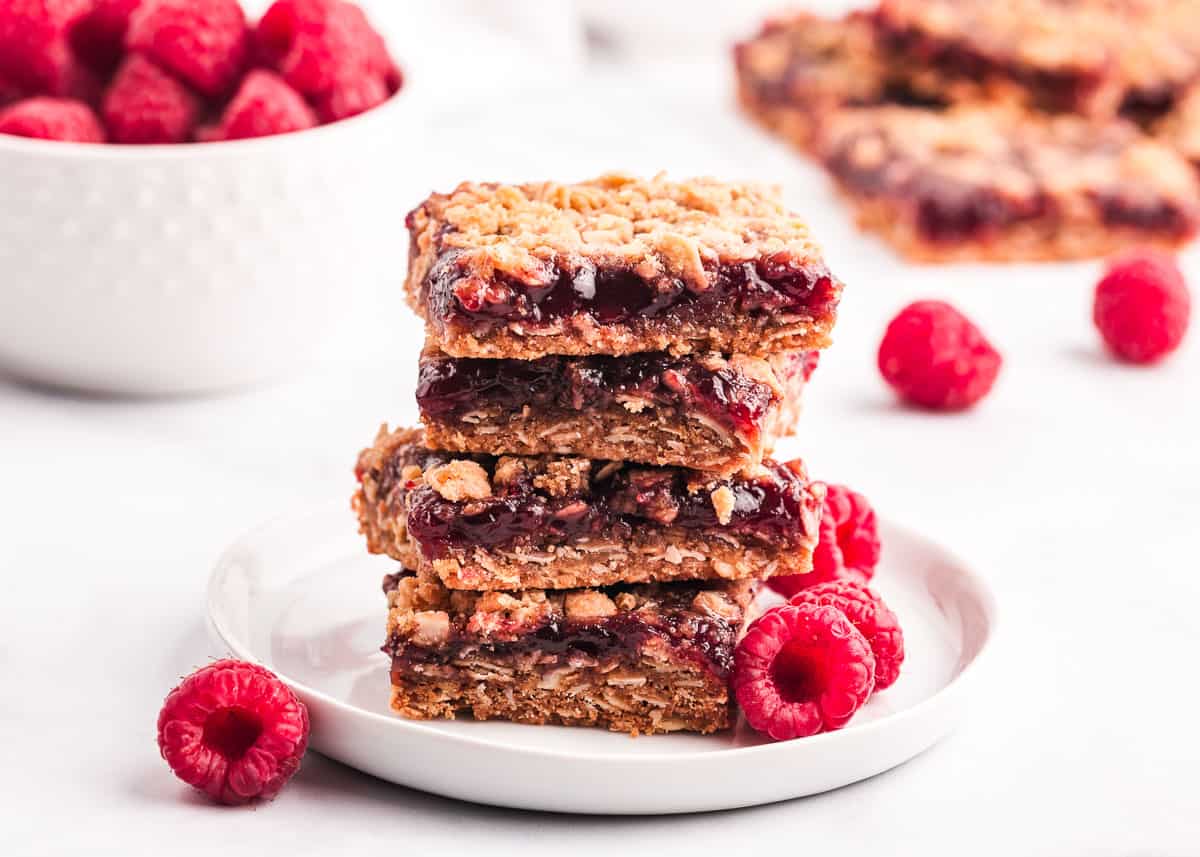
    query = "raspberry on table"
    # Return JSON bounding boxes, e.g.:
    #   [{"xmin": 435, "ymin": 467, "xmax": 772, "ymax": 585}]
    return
[
  {"xmin": 70, "ymin": 0, "xmax": 142, "ymax": 76},
  {"xmin": 0, "ymin": 96, "xmax": 104, "ymax": 142},
  {"xmin": 767, "ymin": 482, "xmax": 880, "ymax": 598},
  {"xmin": 255, "ymin": 0, "xmax": 384, "ymax": 97},
  {"xmin": 126, "ymin": 0, "xmax": 249, "ymax": 97},
  {"xmin": 102, "ymin": 55, "xmax": 199, "ymax": 144},
  {"xmin": 1093, "ymin": 249, "xmax": 1191, "ymax": 364},
  {"xmin": 790, "ymin": 580, "xmax": 904, "ymax": 690},
  {"xmin": 733, "ymin": 603, "xmax": 875, "ymax": 740},
  {"xmin": 202, "ymin": 69, "xmax": 316, "ymax": 141},
  {"xmin": 878, "ymin": 300, "xmax": 1002, "ymax": 410},
  {"xmin": 157, "ymin": 659, "xmax": 309, "ymax": 805},
  {"xmin": 0, "ymin": 0, "xmax": 93, "ymax": 98}
]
